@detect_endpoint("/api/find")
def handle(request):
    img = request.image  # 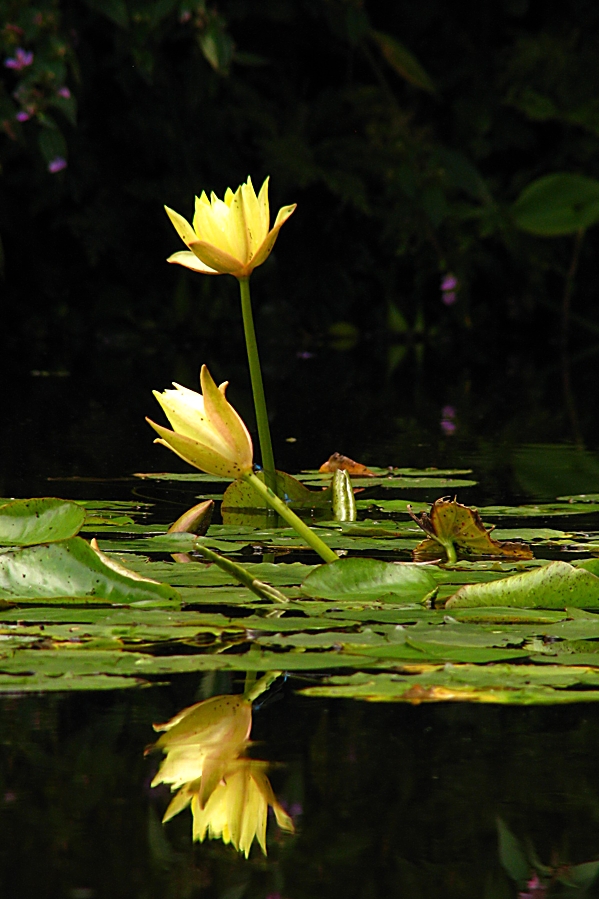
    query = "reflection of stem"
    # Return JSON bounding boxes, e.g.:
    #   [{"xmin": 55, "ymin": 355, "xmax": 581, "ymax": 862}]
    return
[
  {"xmin": 561, "ymin": 228, "xmax": 584, "ymax": 349},
  {"xmin": 561, "ymin": 229, "xmax": 585, "ymax": 447},
  {"xmin": 237, "ymin": 277, "xmax": 277, "ymax": 494},
  {"xmin": 244, "ymin": 671, "xmax": 283, "ymax": 703},
  {"xmin": 243, "ymin": 471, "xmax": 339, "ymax": 563}
]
